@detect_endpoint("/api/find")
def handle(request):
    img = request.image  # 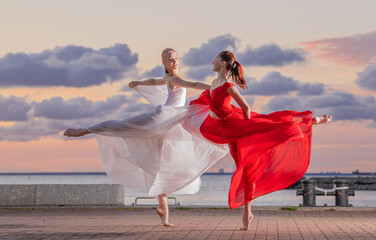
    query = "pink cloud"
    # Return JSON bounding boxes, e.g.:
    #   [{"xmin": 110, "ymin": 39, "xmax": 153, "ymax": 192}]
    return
[{"xmin": 301, "ymin": 31, "xmax": 376, "ymax": 67}]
